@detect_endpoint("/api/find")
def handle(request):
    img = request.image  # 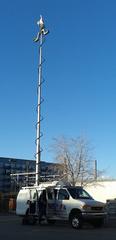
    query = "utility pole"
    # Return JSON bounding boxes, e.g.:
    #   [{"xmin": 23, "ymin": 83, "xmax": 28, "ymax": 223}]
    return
[{"xmin": 33, "ymin": 16, "xmax": 49, "ymax": 186}]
